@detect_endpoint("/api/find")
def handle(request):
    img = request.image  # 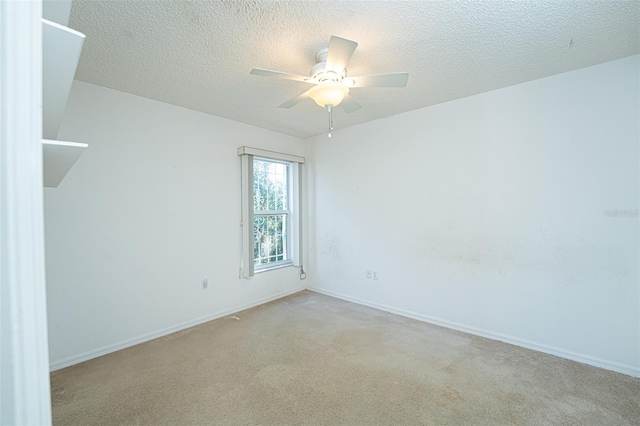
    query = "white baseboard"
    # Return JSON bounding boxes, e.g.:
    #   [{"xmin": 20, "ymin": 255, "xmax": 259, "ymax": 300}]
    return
[
  {"xmin": 308, "ymin": 287, "xmax": 640, "ymax": 378},
  {"xmin": 49, "ymin": 287, "xmax": 305, "ymax": 371}
]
